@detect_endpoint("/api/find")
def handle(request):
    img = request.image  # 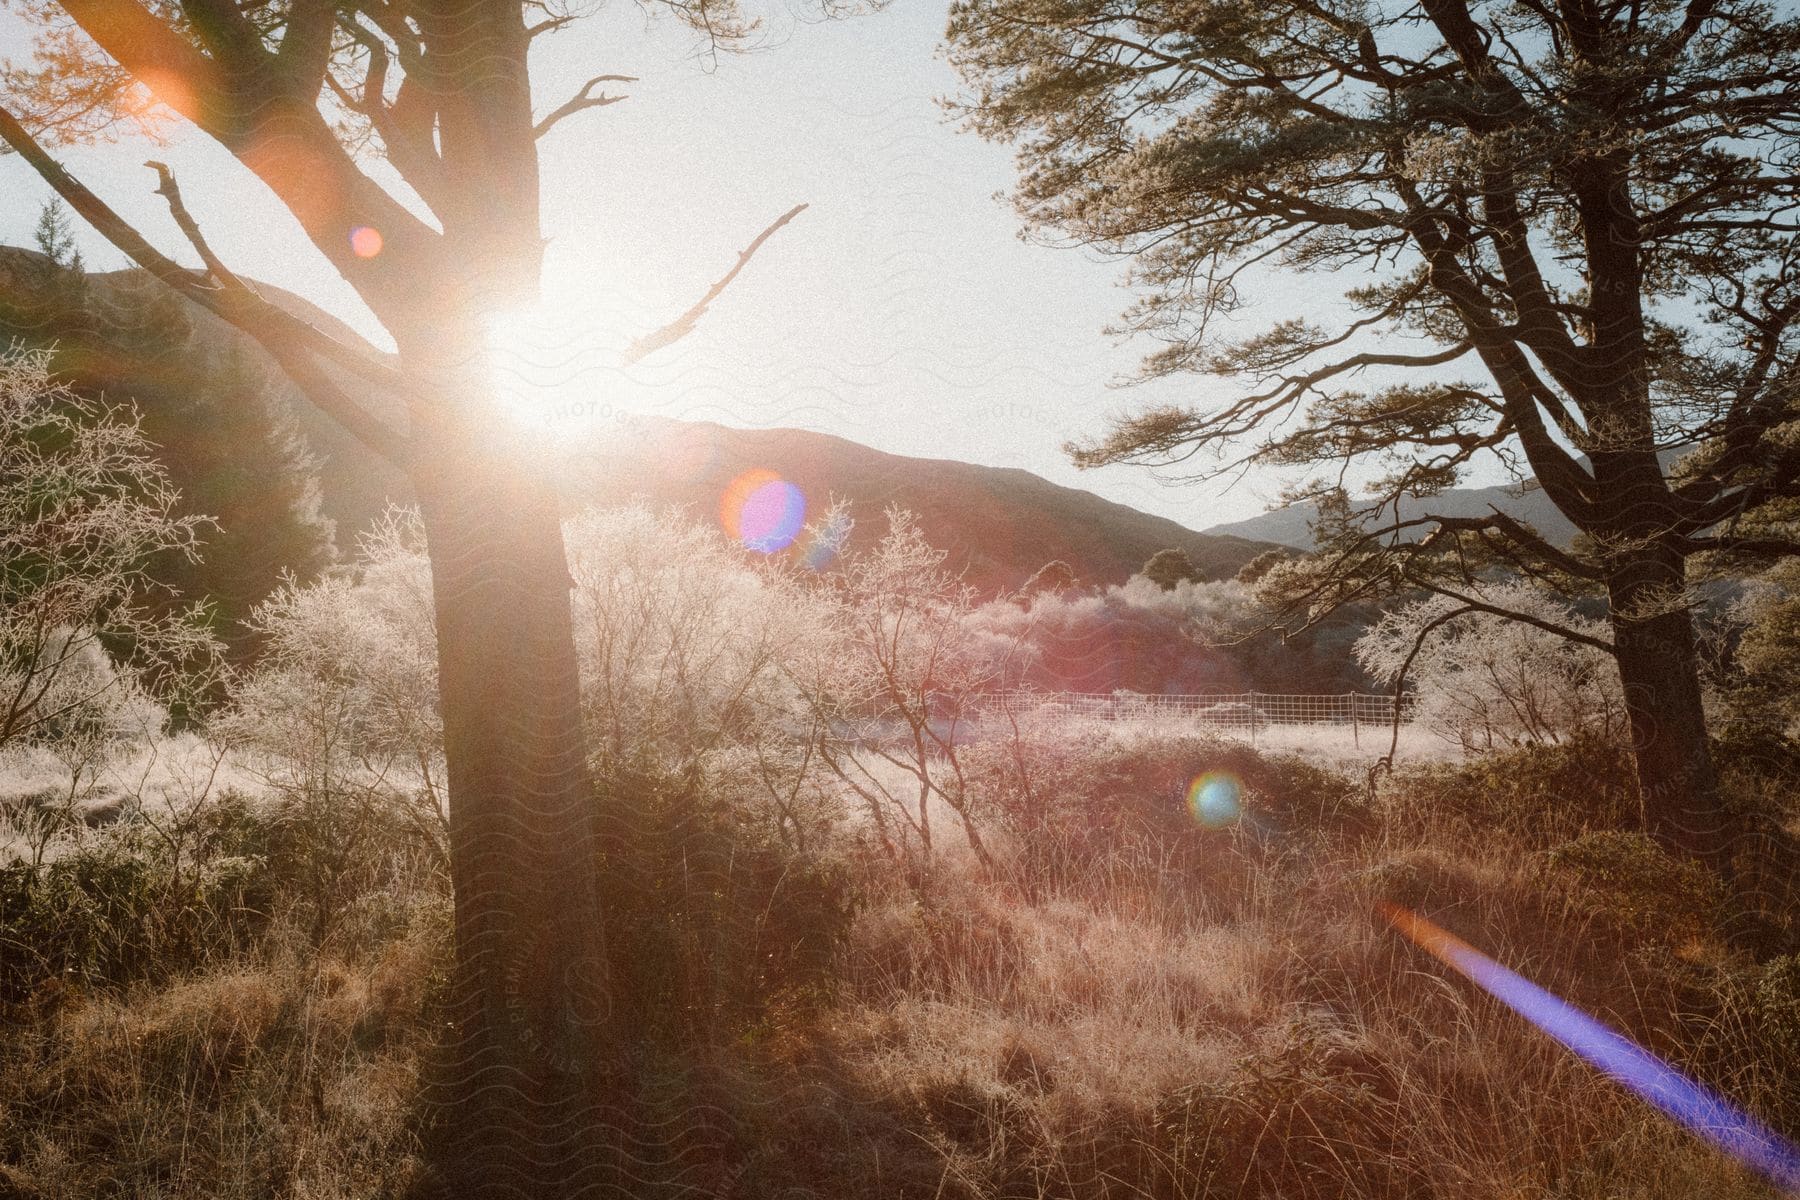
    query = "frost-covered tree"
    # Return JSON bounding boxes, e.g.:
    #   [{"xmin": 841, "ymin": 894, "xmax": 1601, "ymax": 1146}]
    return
[
  {"xmin": 1016, "ymin": 558, "xmax": 1079, "ymax": 600},
  {"xmin": 228, "ymin": 505, "xmax": 835, "ymax": 857},
  {"xmin": 947, "ymin": 0, "xmax": 1800, "ymax": 864},
  {"xmin": 1357, "ymin": 584, "xmax": 1625, "ymax": 752},
  {"xmin": 565, "ymin": 504, "xmax": 820, "ymax": 781},
  {"xmin": 968, "ymin": 571, "xmax": 1375, "ymax": 694},
  {"xmin": 0, "ymin": 347, "xmax": 216, "ymax": 756},
  {"xmin": 792, "ymin": 508, "xmax": 1021, "ymax": 870},
  {"xmin": 969, "ymin": 573, "xmax": 1258, "ymax": 694}
]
